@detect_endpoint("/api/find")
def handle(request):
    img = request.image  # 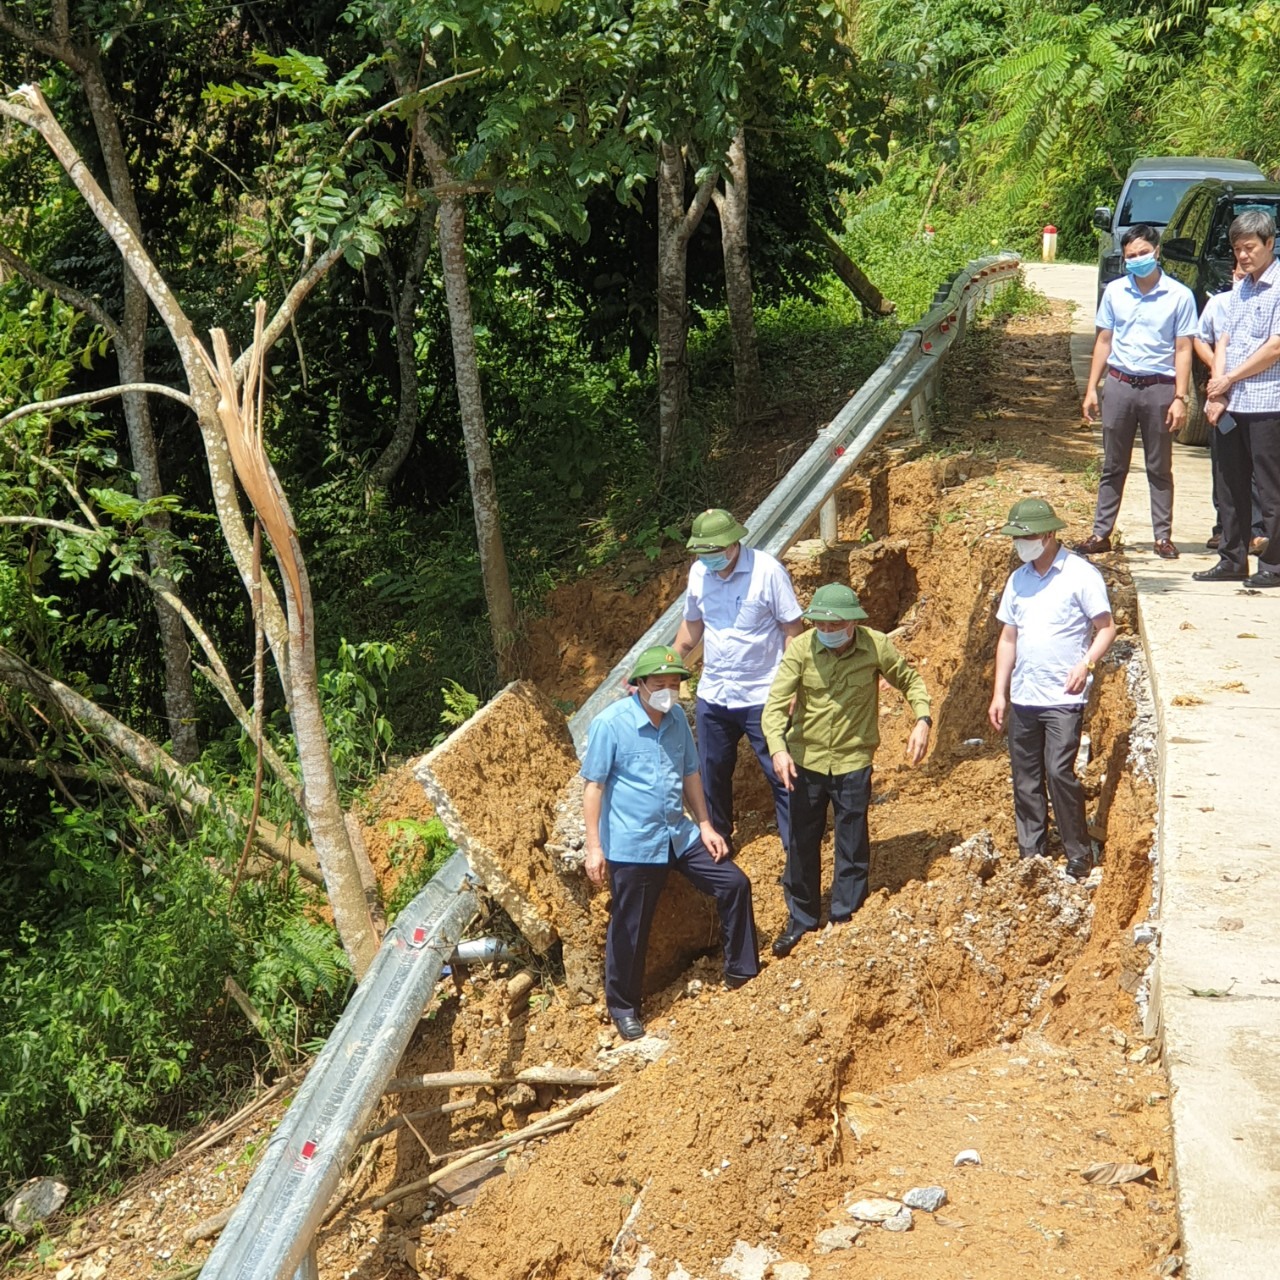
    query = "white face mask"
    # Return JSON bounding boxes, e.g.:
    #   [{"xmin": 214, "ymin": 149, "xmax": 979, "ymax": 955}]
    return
[
  {"xmin": 643, "ymin": 686, "xmax": 676, "ymax": 714},
  {"xmin": 1014, "ymin": 537, "xmax": 1046, "ymax": 563}
]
